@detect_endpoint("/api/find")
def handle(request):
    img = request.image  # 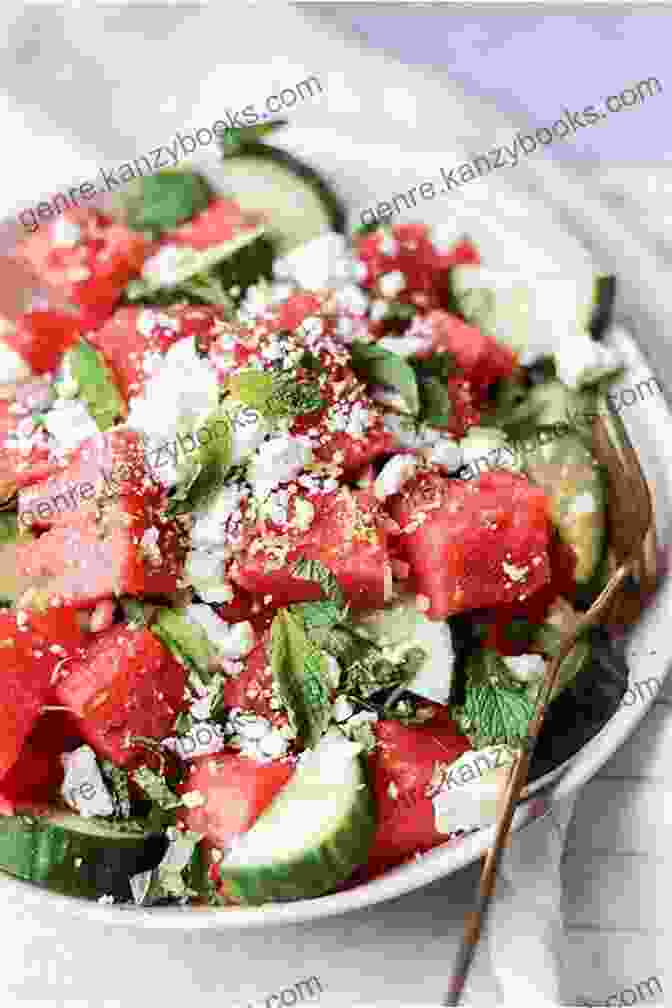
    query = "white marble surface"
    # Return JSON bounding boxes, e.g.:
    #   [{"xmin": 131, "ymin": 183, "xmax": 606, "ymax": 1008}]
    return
[{"xmin": 0, "ymin": 5, "xmax": 670, "ymax": 1005}]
